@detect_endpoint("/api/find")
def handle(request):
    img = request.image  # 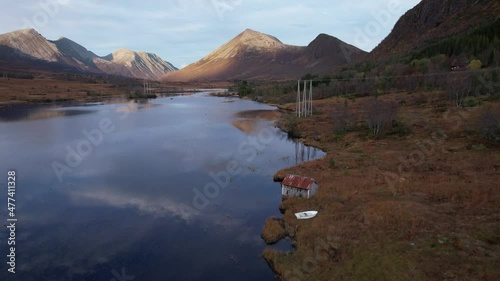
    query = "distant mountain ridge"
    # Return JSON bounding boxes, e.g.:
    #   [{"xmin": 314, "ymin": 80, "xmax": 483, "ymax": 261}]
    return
[
  {"xmin": 52, "ymin": 37, "xmax": 99, "ymax": 63},
  {"xmin": 0, "ymin": 29, "xmax": 177, "ymax": 80},
  {"xmin": 163, "ymin": 29, "xmax": 366, "ymax": 82}
]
